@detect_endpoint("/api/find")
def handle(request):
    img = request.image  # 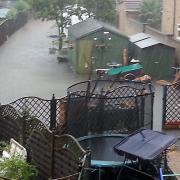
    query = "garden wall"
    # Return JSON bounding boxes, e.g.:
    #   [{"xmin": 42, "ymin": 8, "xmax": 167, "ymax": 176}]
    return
[{"xmin": 0, "ymin": 13, "xmax": 28, "ymax": 46}]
